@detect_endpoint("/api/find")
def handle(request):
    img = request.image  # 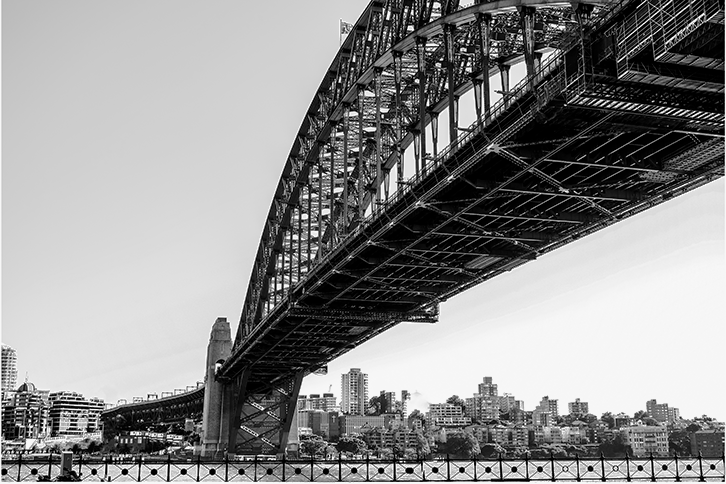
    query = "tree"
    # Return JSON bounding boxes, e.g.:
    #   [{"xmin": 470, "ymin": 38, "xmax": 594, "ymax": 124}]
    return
[
  {"xmin": 601, "ymin": 412, "xmax": 615, "ymax": 429},
  {"xmin": 634, "ymin": 410, "xmax": 648, "ymax": 420},
  {"xmin": 413, "ymin": 430, "xmax": 431, "ymax": 458},
  {"xmin": 446, "ymin": 395, "xmax": 465, "ymax": 412},
  {"xmin": 668, "ymin": 429, "xmax": 692, "ymax": 456},
  {"xmin": 391, "ymin": 443, "xmax": 406, "ymax": 458},
  {"xmin": 367, "ymin": 396, "xmax": 382, "ymax": 415},
  {"xmin": 441, "ymin": 431, "xmax": 480, "ymax": 458},
  {"xmin": 300, "ymin": 436, "xmax": 329, "ymax": 457},
  {"xmin": 642, "ymin": 417, "xmax": 660, "ymax": 426},
  {"xmin": 336, "ymin": 436, "xmax": 366, "ymax": 456},
  {"xmin": 480, "ymin": 442, "xmax": 506, "ymax": 458},
  {"xmin": 599, "ymin": 435, "xmax": 631, "ymax": 458}
]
